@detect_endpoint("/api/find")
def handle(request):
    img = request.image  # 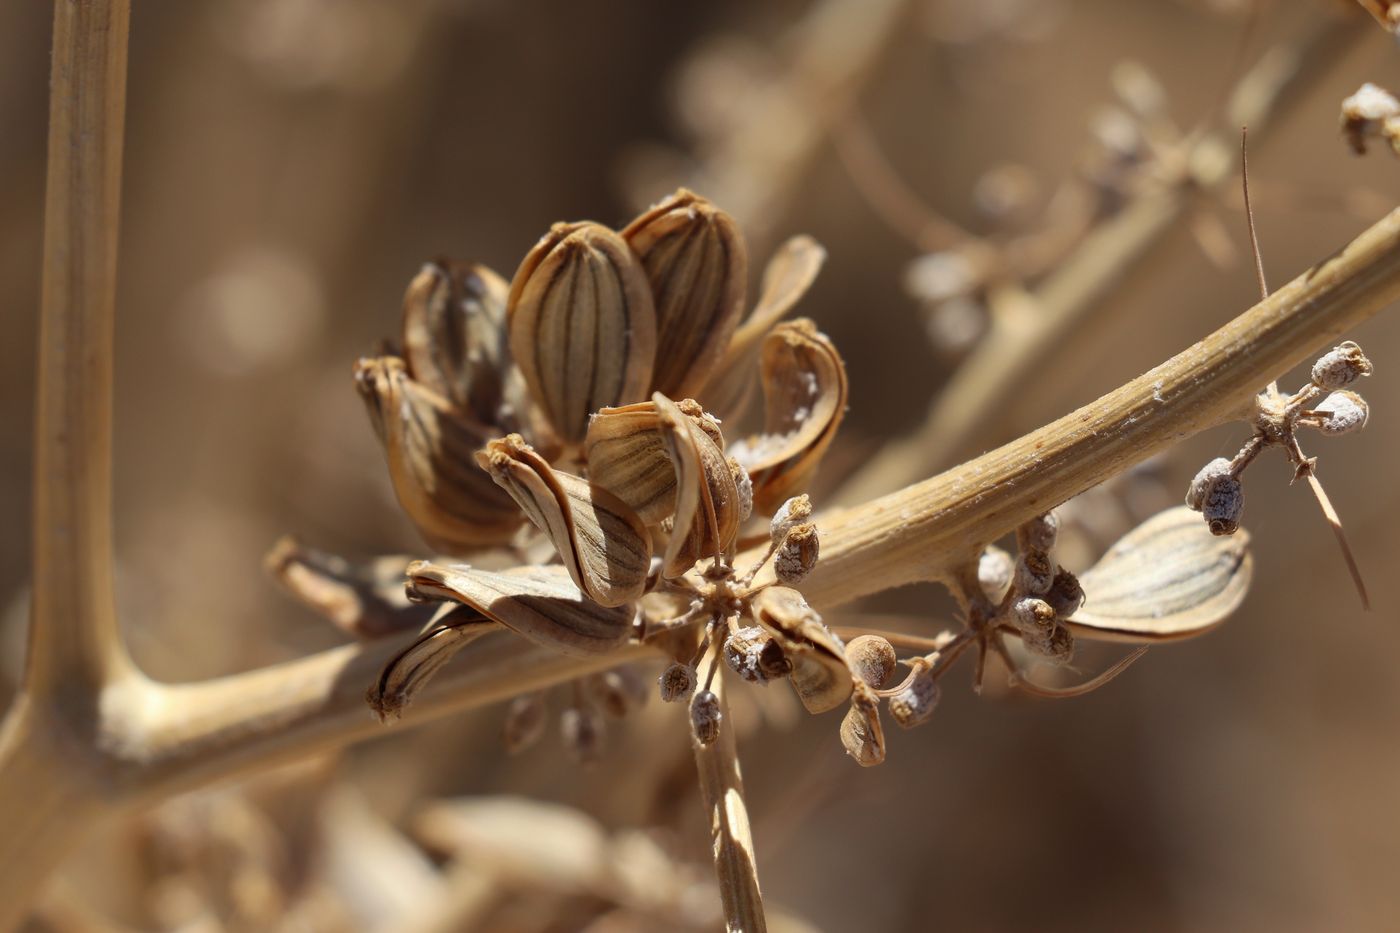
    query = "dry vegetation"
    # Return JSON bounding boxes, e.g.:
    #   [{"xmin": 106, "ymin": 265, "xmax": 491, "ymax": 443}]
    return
[{"xmin": 4, "ymin": 1, "xmax": 1400, "ymax": 931}]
